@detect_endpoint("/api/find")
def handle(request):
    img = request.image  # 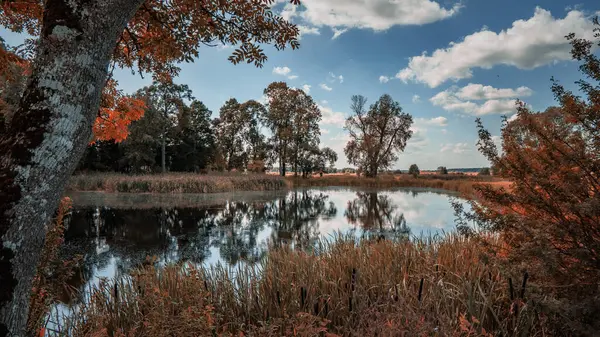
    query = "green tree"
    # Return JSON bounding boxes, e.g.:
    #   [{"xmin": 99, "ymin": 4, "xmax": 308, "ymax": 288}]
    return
[
  {"xmin": 170, "ymin": 100, "xmax": 216, "ymax": 172},
  {"xmin": 344, "ymin": 94, "xmax": 413, "ymax": 177},
  {"xmin": 145, "ymin": 81, "xmax": 194, "ymax": 173},
  {"xmin": 478, "ymin": 167, "xmax": 490, "ymax": 176},
  {"xmin": 408, "ymin": 164, "xmax": 420, "ymax": 177},
  {"xmin": 438, "ymin": 166, "xmax": 448, "ymax": 175},
  {"xmin": 262, "ymin": 82, "xmax": 322, "ymax": 176},
  {"xmin": 214, "ymin": 98, "xmax": 264, "ymax": 171}
]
